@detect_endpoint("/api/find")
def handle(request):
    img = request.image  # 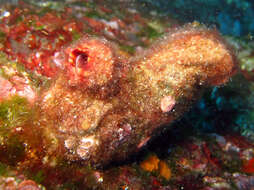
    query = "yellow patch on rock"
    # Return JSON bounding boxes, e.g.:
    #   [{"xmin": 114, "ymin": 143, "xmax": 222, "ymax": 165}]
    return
[
  {"xmin": 140, "ymin": 154, "xmax": 172, "ymax": 180},
  {"xmin": 140, "ymin": 154, "xmax": 160, "ymax": 172},
  {"xmin": 159, "ymin": 160, "xmax": 171, "ymax": 180}
]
